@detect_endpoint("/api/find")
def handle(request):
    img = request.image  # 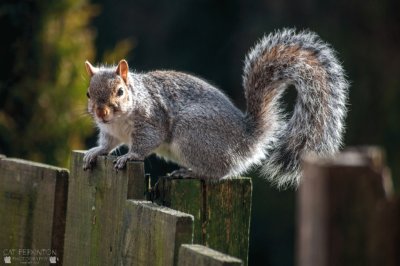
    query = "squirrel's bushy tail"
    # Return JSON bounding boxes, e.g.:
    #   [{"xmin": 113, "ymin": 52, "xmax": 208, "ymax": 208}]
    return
[{"xmin": 243, "ymin": 29, "xmax": 348, "ymax": 188}]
